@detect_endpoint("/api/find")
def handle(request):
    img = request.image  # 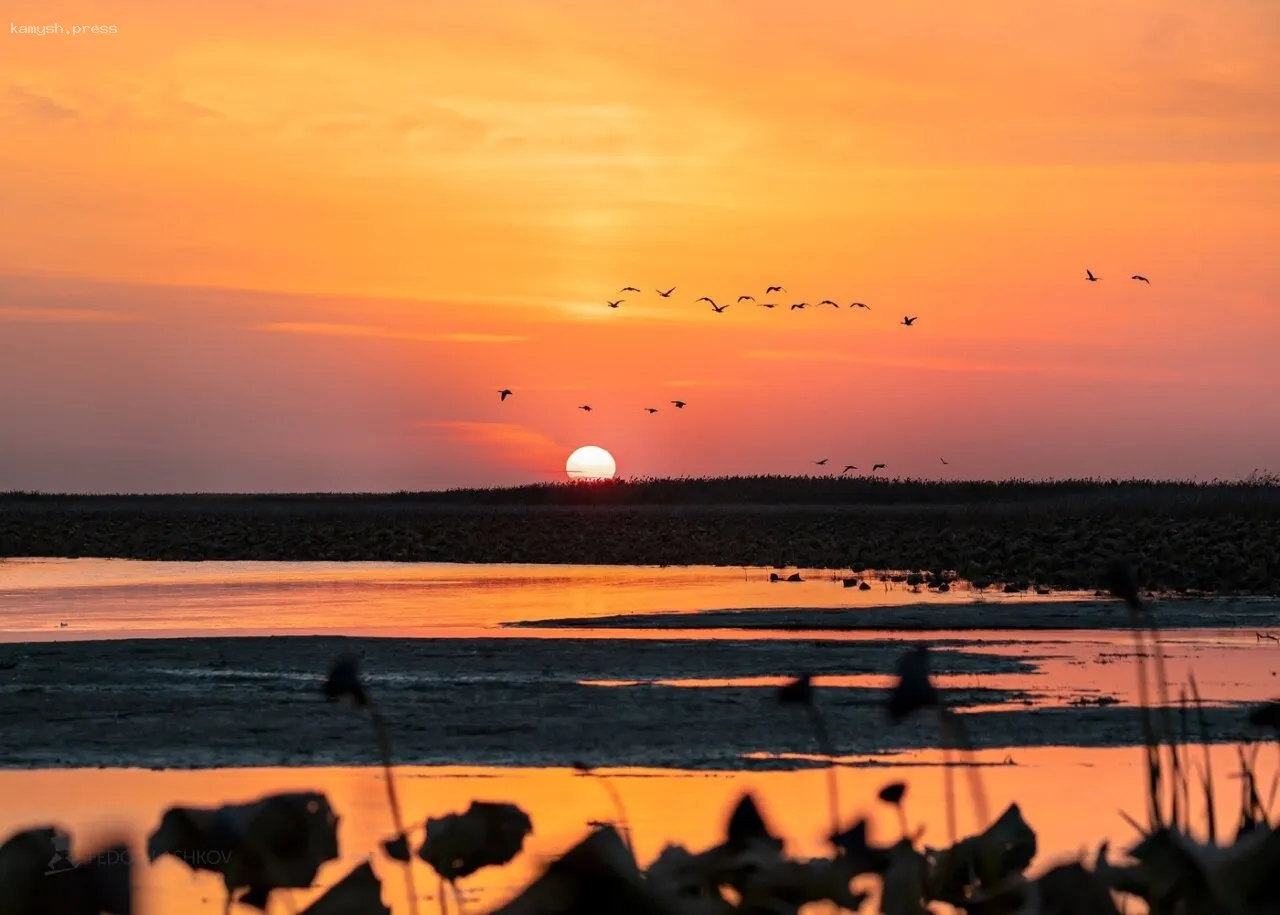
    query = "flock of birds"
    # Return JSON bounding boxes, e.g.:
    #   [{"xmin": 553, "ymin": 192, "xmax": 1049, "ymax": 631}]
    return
[
  {"xmin": 607, "ymin": 284, "xmax": 910, "ymax": 321},
  {"xmin": 494, "ymin": 269, "xmax": 1152, "ymax": 475}
]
